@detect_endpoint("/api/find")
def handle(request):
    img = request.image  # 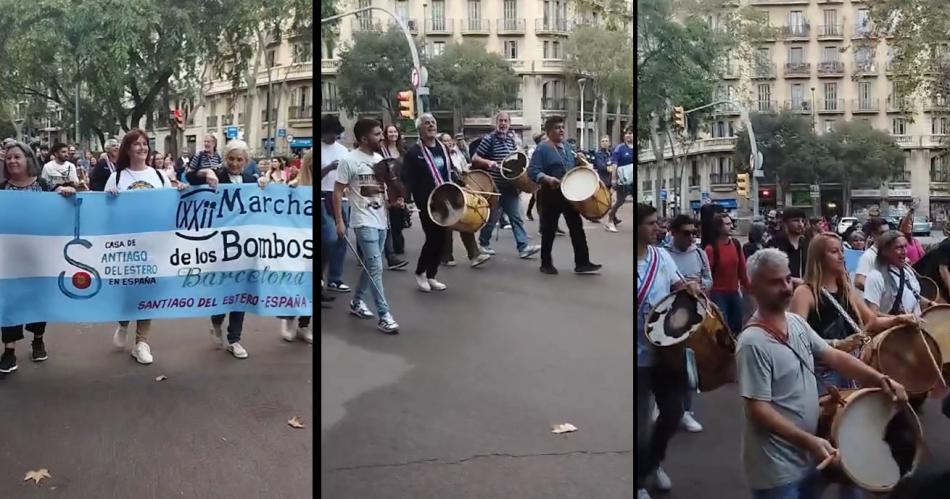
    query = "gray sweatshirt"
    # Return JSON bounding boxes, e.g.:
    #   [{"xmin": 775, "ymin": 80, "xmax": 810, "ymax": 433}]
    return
[{"xmin": 664, "ymin": 241, "xmax": 713, "ymax": 292}]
